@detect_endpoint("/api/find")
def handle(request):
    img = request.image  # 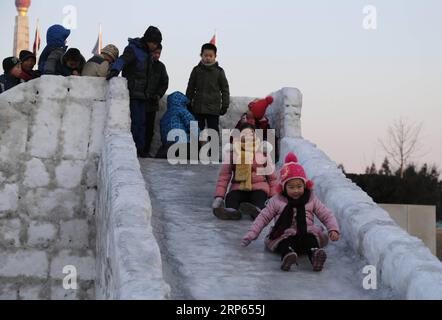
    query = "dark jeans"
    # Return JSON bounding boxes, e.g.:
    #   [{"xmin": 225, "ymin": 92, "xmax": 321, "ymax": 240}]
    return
[
  {"xmin": 156, "ymin": 142, "xmax": 194, "ymax": 161},
  {"xmin": 144, "ymin": 111, "xmax": 157, "ymax": 154},
  {"xmin": 225, "ymin": 190, "xmax": 268, "ymax": 210},
  {"xmin": 276, "ymin": 234, "xmax": 319, "ymax": 260},
  {"xmin": 130, "ymin": 99, "xmax": 147, "ymax": 152},
  {"xmin": 195, "ymin": 114, "xmax": 220, "ymax": 133}
]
